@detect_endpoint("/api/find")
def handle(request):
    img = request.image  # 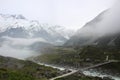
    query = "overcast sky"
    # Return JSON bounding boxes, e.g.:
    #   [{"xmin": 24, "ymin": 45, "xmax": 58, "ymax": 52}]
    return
[{"xmin": 0, "ymin": 0, "xmax": 115, "ymax": 30}]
